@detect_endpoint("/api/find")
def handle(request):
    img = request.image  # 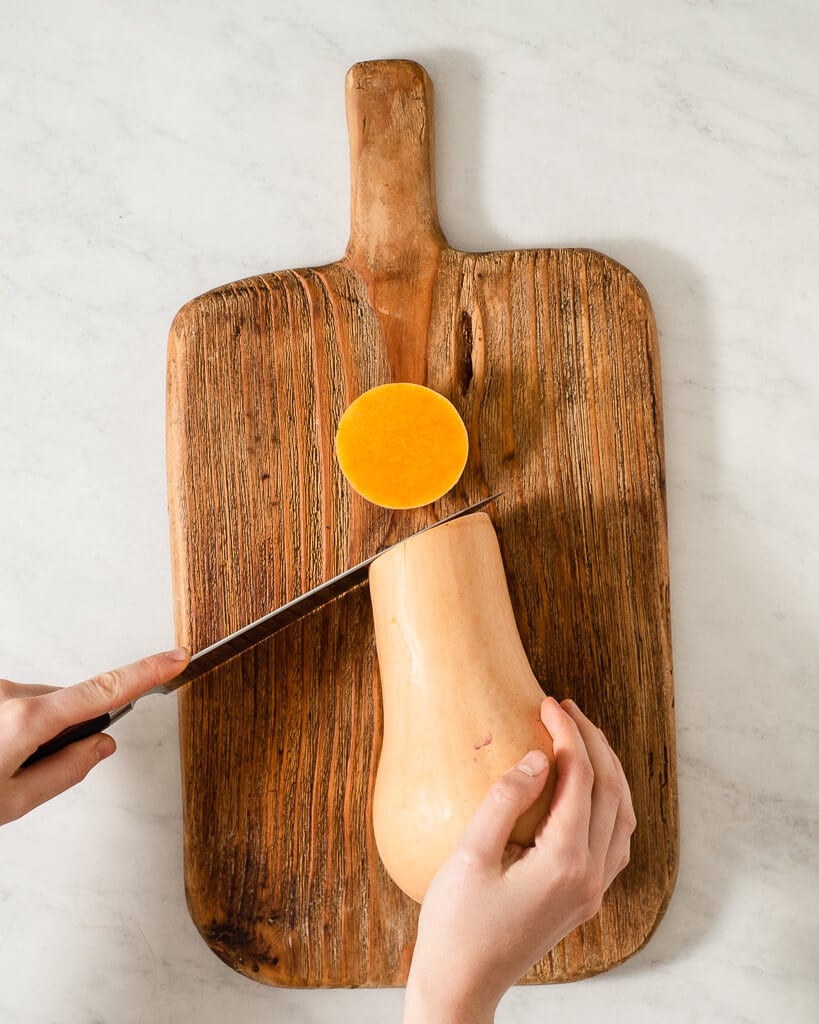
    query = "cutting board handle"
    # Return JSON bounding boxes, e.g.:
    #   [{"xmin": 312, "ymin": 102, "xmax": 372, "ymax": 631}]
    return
[{"xmin": 345, "ymin": 60, "xmax": 447, "ymax": 272}]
